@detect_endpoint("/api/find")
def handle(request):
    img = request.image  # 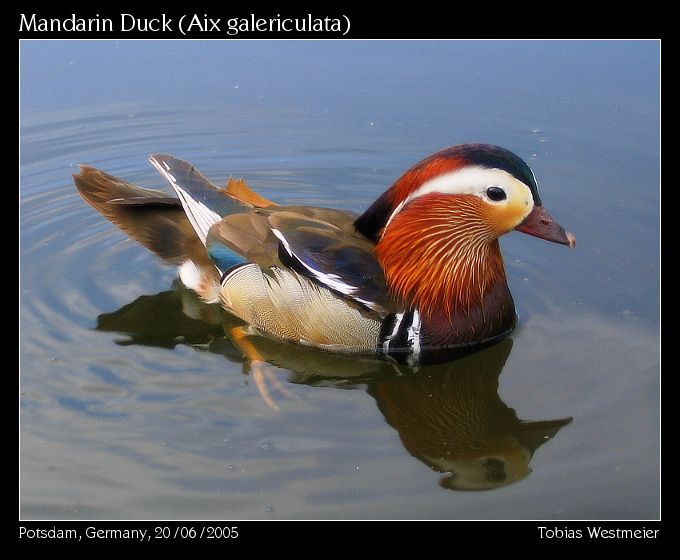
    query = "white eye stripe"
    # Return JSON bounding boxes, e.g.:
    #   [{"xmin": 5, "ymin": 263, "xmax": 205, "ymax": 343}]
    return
[
  {"xmin": 406, "ymin": 166, "xmax": 519, "ymax": 201},
  {"xmin": 381, "ymin": 166, "xmax": 534, "ymax": 236}
]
